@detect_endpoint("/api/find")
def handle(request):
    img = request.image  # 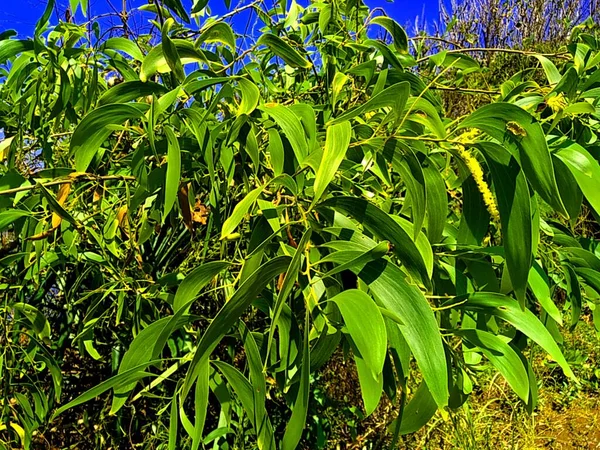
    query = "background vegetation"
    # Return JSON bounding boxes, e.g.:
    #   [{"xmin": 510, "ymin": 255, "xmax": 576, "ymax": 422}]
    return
[{"xmin": 1, "ymin": 0, "xmax": 600, "ymax": 448}]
